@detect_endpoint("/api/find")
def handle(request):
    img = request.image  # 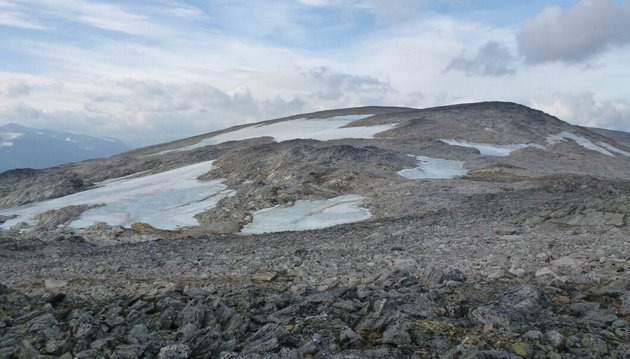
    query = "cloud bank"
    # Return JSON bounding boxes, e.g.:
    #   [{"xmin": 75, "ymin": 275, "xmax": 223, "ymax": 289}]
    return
[
  {"xmin": 0, "ymin": 0, "xmax": 629, "ymax": 147},
  {"xmin": 532, "ymin": 93, "xmax": 630, "ymax": 132},
  {"xmin": 446, "ymin": 41, "xmax": 516, "ymax": 76},
  {"xmin": 518, "ymin": 0, "xmax": 630, "ymax": 64}
]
